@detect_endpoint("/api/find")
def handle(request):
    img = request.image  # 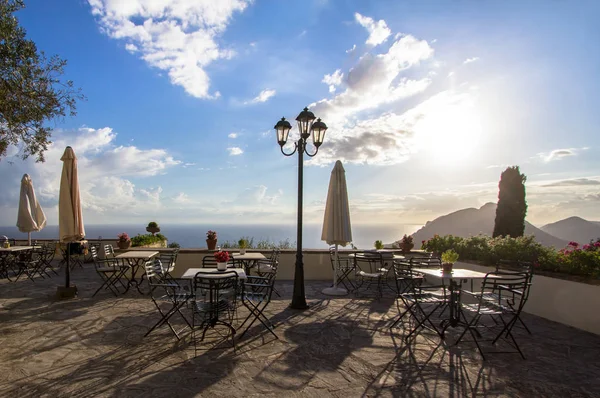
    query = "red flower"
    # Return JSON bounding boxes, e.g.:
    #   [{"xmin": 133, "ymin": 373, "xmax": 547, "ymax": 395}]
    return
[
  {"xmin": 214, "ymin": 250, "xmax": 230, "ymax": 263},
  {"xmin": 568, "ymin": 241, "xmax": 579, "ymax": 247}
]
